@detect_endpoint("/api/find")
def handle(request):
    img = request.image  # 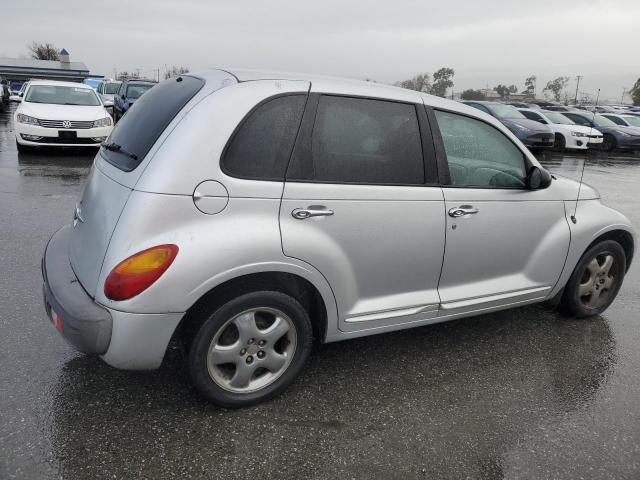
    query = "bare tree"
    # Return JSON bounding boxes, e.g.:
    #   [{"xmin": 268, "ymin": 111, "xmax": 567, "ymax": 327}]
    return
[
  {"xmin": 28, "ymin": 42, "xmax": 60, "ymax": 61},
  {"xmin": 396, "ymin": 73, "xmax": 431, "ymax": 93},
  {"xmin": 165, "ymin": 66, "xmax": 189, "ymax": 80}
]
